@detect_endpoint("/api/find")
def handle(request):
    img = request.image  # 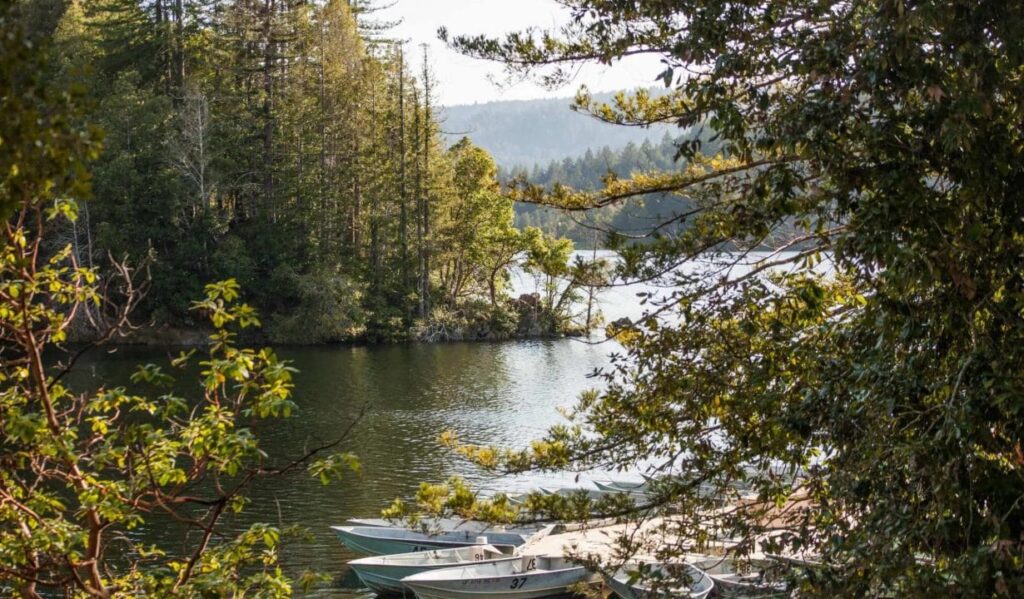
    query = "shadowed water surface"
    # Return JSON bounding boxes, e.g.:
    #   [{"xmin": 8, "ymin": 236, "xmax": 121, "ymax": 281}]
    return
[{"xmin": 68, "ymin": 339, "xmax": 616, "ymax": 597}]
